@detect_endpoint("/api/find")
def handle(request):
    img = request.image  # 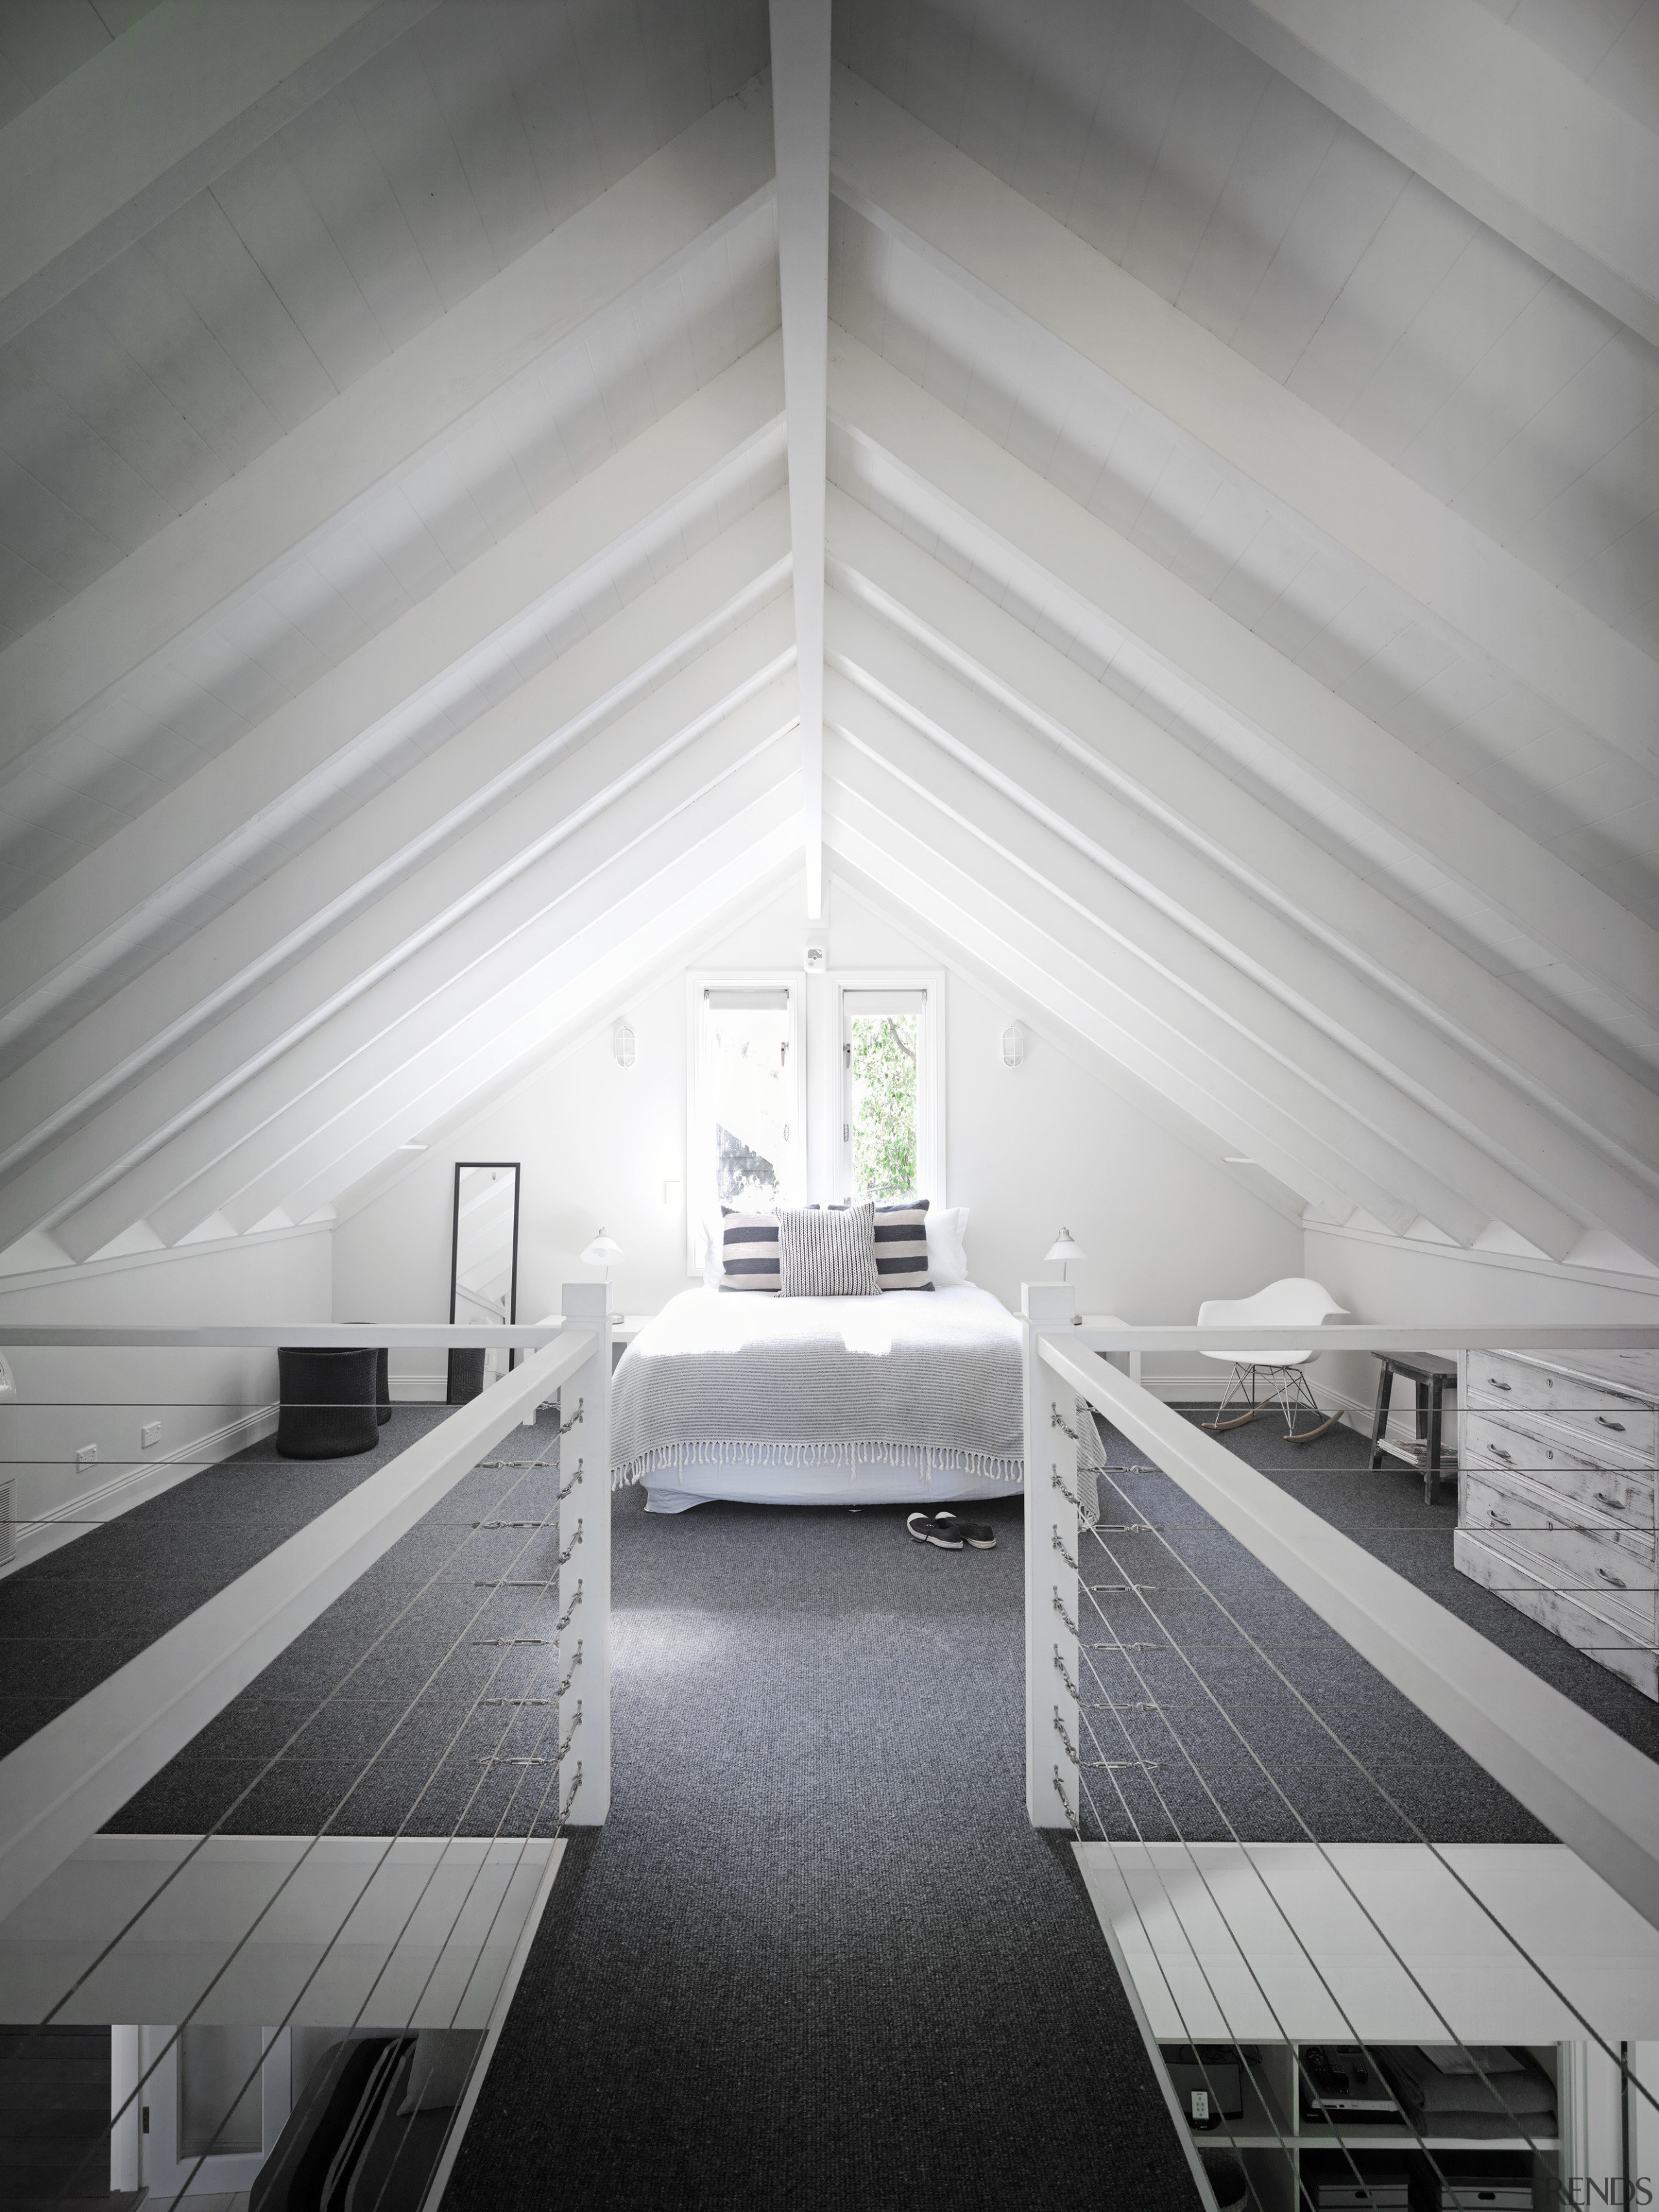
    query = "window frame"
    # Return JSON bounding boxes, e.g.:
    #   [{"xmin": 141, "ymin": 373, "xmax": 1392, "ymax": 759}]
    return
[
  {"xmin": 685, "ymin": 969, "xmax": 807, "ymax": 1275},
  {"xmin": 833, "ymin": 969, "xmax": 947, "ymax": 1209}
]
